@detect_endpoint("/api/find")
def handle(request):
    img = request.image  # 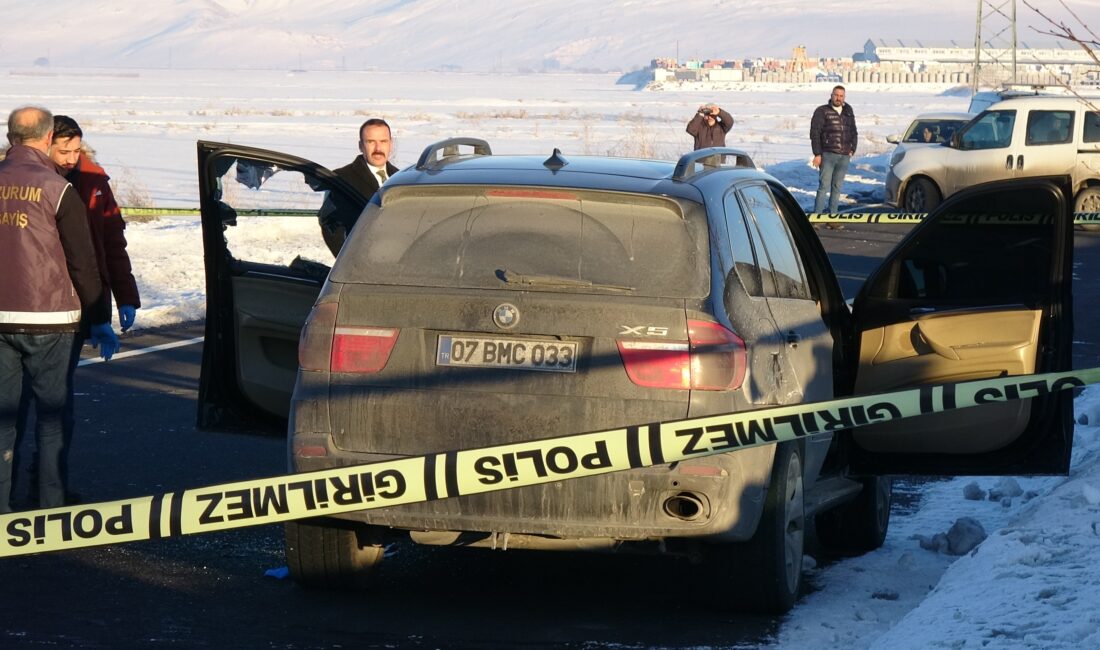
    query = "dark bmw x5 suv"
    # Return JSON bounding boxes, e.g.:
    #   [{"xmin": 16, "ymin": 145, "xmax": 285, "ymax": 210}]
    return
[{"xmin": 197, "ymin": 138, "xmax": 1075, "ymax": 613}]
